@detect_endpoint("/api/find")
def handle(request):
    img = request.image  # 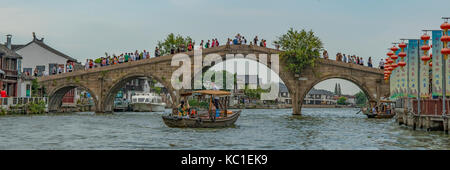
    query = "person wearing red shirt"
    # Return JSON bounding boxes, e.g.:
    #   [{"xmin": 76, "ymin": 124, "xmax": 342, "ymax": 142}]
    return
[{"xmin": 1, "ymin": 88, "xmax": 7, "ymax": 98}]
